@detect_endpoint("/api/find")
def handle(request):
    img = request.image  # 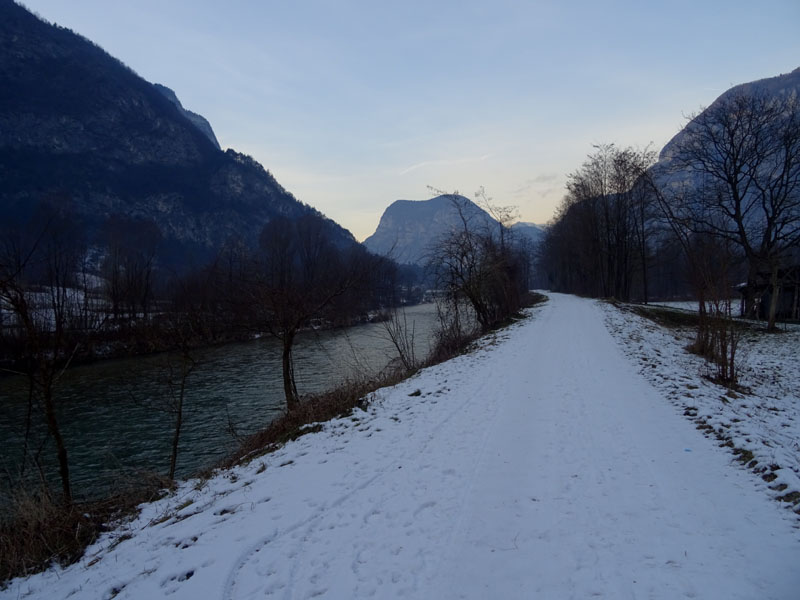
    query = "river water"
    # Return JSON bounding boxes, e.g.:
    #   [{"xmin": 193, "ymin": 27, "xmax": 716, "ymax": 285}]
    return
[{"xmin": 0, "ymin": 304, "xmax": 439, "ymax": 502}]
